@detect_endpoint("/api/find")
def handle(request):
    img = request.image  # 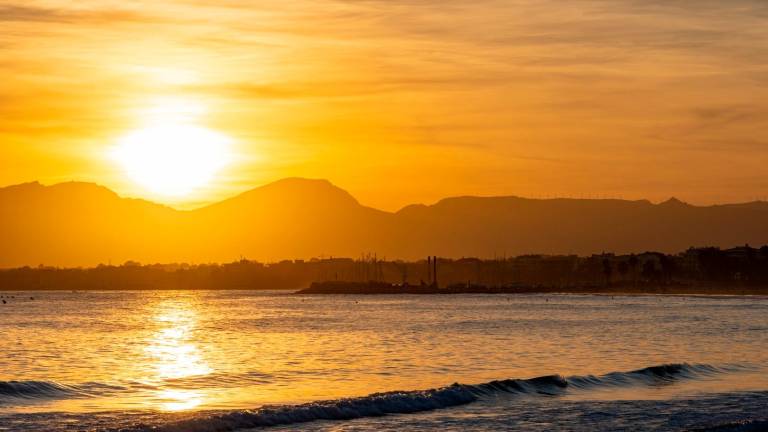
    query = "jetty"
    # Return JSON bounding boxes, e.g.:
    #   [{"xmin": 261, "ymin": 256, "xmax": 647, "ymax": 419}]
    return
[{"xmin": 297, "ymin": 280, "xmax": 543, "ymax": 295}]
